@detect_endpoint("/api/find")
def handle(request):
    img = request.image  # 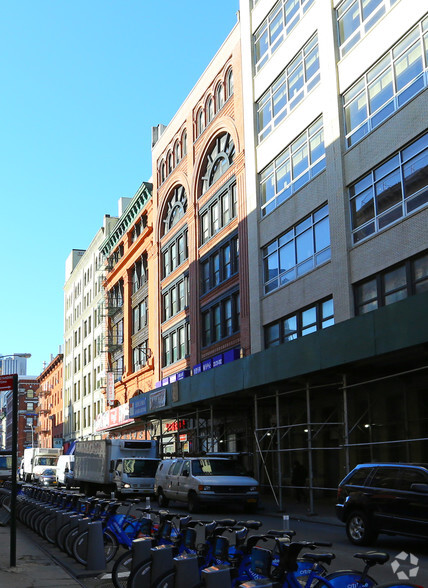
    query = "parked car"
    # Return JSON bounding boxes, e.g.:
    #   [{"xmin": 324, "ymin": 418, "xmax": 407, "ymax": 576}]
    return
[
  {"xmin": 336, "ymin": 462, "xmax": 428, "ymax": 545},
  {"xmin": 154, "ymin": 456, "xmax": 259, "ymax": 513},
  {"xmin": 37, "ymin": 468, "xmax": 57, "ymax": 487}
]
